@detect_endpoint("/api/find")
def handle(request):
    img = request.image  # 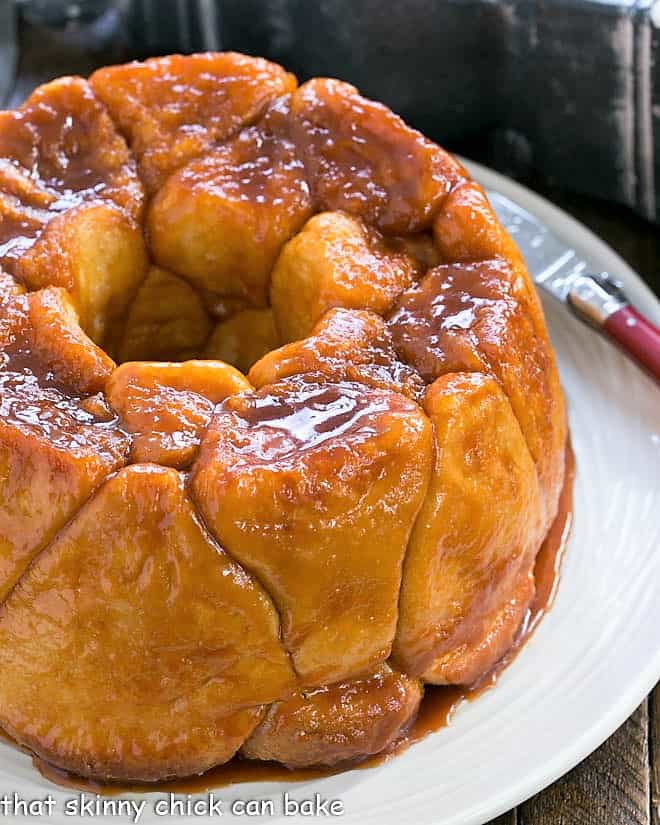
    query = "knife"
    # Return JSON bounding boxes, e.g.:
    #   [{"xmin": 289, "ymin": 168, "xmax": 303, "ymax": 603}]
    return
[{"xmin": 487, "ymin": 190, "xmax": 660, "ymax": 384}]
